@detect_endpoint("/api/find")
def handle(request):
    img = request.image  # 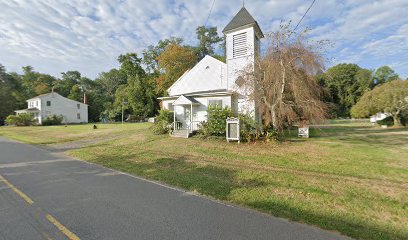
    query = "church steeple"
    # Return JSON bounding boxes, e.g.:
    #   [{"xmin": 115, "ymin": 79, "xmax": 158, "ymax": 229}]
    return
[
  {"xmin": 222, "ymin": 7, "xmax": 264, "ymax": 38},
  {"xmin": 223, "ymin": 5, "xmax": 263, "ymax": 118}
]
